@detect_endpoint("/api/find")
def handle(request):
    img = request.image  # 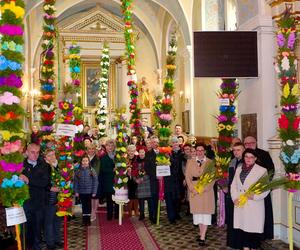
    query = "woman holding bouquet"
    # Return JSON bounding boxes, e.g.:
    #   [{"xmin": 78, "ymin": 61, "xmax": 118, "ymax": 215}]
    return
[
  {"xmin": 231, "ymin": 148, "xmax": 269, "ymax": 250},
  {"xmin": 185, "ymin": 144, "xmax": 215, "ymax": 246}
]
